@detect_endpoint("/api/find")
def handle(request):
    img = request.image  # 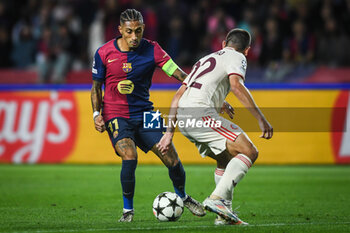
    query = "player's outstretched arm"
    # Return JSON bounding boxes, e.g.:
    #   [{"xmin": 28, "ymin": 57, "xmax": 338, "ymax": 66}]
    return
[
  {"xmin": 161, "ymin": 58, "xmax": 186, "ymax": 81},
  {"xmin": 91, "ymin": 80, "xmax": 106, "ymax": 133},
  {"xmin": 229, "ymin": 75, "xmax": 273, "ymax": 139},
  {"xmin": 157, "ymin": 84, "xmax": 187, "ymax": 154},
  {"xmin": 171, "ymin": 68, "xmax": 187, "ymax": 82}
]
